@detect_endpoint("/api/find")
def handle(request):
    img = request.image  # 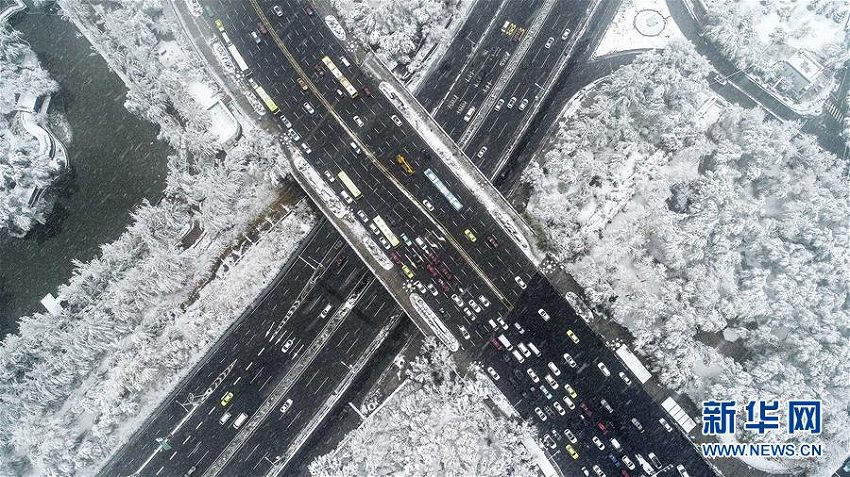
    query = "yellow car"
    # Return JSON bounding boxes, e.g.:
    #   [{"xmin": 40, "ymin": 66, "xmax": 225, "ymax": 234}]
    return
[
  {"xmin": 464, "ymin": 229, "xmax": 477, "ymax": 242},
  {"xmin": 506, "ymin": 23, "xmax": 517, "ymax": 36},
  {"xmin": 401, "ymin": 264, "xmax": 414, "ymax": 279},
  {"xmin": 565, "ymin": 444, "xmax": 579, "ymax": 460},
  {"xmin": 220, "ymin": 391, "xmax": 234, "ymax": 407},
  {"xmin": 566, "ymin": 329, "xmax": 580, "ymax": 344},
  {"xmin": 214, "ymin": 19, "xmax": 225, "ymax": 32},
  {"xmin": 565, "ymin": 384, "xmax": 578, "ymax": 399}
]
